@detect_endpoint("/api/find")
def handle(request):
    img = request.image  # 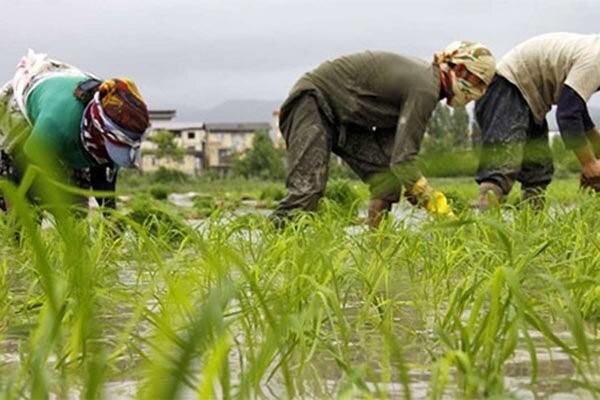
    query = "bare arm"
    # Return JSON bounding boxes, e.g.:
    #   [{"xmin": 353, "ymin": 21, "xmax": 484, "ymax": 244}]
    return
[{"xmin": 367, "ymin": 199, "xmax": 393, "ymax": 228}]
